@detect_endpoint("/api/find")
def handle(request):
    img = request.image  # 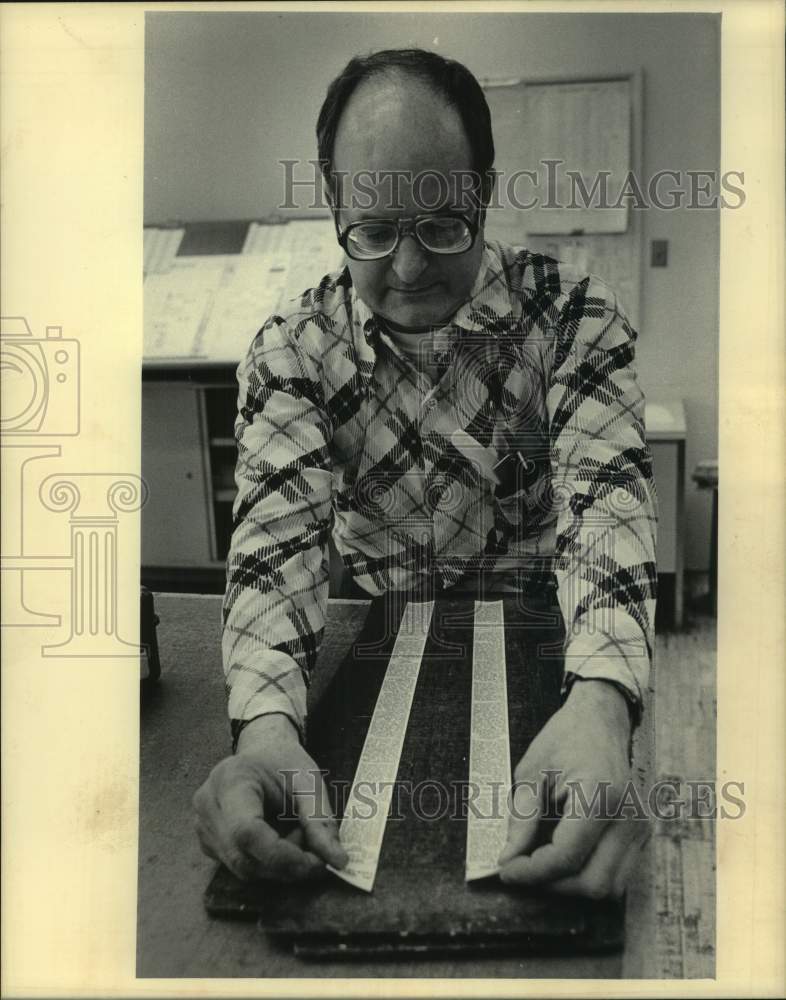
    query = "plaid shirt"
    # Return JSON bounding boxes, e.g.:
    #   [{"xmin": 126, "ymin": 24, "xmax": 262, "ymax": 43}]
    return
[{"xmin": 223, "ymin": 242, "xmax": 658, "ymax": 742}]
